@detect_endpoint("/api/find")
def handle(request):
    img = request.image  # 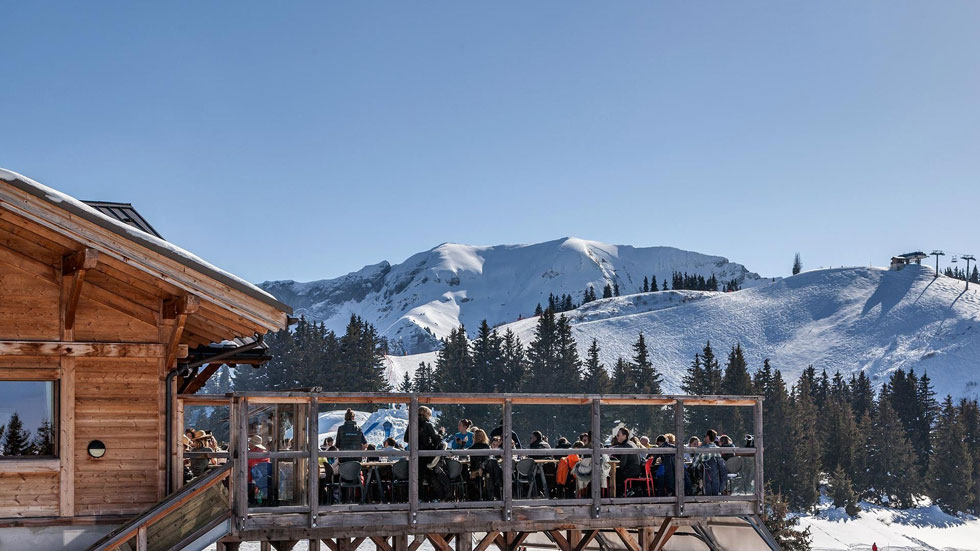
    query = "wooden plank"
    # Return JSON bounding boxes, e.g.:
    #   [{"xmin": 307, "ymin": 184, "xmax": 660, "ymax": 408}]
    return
[
  {"xmin": 0, "ymin": 340, "xmax": 170, "ymax": 358},
  {"xmin": 408, "ymin": 397, "xmax": 419, "ymax": 526},
  {"xmin": 502, "ymin": 399, "xmax": 513, "ymax": 521},
  {"xmin": 309, "ymin": 397, "xmax": 320, "ymax": 528},
  {"xmin": 456, "ymin": 533, "xmax": 472, "ymax": 551},
  {"xmin": 573, "ymin": 531, "xmax": 598, "ymax": 551},
  {"xmin": 427, "ymin": 534, "xmax": 453, "ymax": 551},
  {"xmin": 0, "ymin": 459, "xmax": 60, "ymax": 473},
  {"xmin": 371, "ymin": 536, "xmax": 393, "ymax": 551},
  {"xmin": 674, "ymin": 401, "xmax": 684, "ymax": 517},
  {"xmin": 0, "ymin": 240, "xmax": 58, "ymax": 282},
  {"xmin": 649, "ymin": 519, "xmax": 675, "ymax": 551},
  {"xmin": 613, "ymin": 528, "xmax": 640, "ymax": 551},
  {"xmin": 59, "ymin": 356, "xmax": 75, "ymax": 517},
  {"xmin": 547, "ymin": 531, "xmax": 570, "ymax": 551},
  {"xmin": 164, "ymin": 294, "xmax": 199, "ymax": 367},
  {"xmin": 473, "ymin": 531, "xmax": 500, "ymax": 551},
  {"xmin": 590, "ymin": 399, "xmax": 601, "ymax": 519},
  {"xmin": 754, "ymin": 398, "xmax": 764, "ymax": 514},
  {"xmin": 137, "ymin": 524, "xmax": 148, "ymax": 551}
]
